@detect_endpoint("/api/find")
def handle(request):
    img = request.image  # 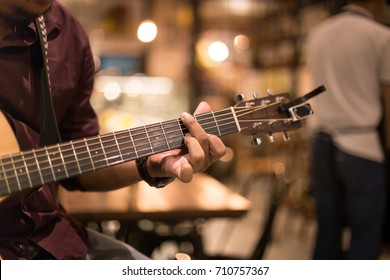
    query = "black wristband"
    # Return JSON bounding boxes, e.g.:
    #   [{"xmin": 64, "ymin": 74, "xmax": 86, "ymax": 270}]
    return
[{"xmin": 135, "ymin": 157, "xmax": 175, "ymax": 188}]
